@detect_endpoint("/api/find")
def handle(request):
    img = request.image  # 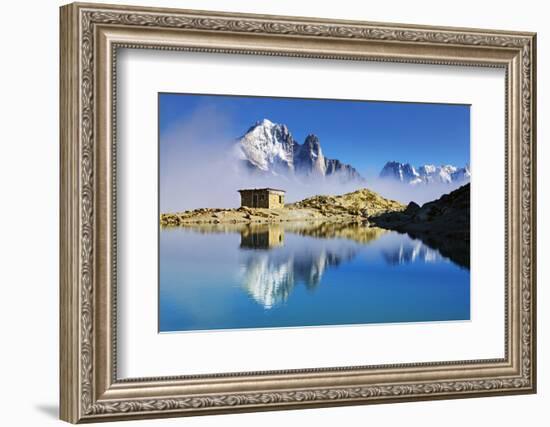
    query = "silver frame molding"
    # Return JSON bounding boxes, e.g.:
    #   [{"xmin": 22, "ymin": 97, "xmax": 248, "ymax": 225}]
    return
[{"xmin": 60, "ymin": 2, "xmax": 537, "ymax": 423}]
